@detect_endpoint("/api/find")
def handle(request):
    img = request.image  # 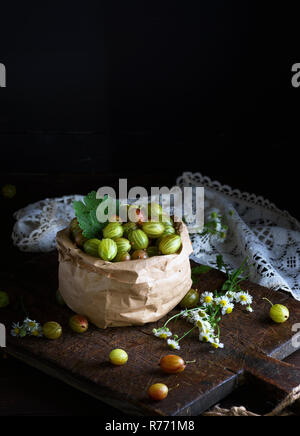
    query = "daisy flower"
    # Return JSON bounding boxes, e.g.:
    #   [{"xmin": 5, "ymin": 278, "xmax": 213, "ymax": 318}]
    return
[
  {"xmin": 167, "ymin": 339, "xmax": 180, "ymax": 350},
  {"xmin": 187, "ymin": 310, "xmax": 205, "ymax": 325},
  {"xmin": 11, "ymin": 323, "xmax": 26, "ymax": 338},
  {"xmin": 215, "ymin": 295, "xmax": 230, "ymax": 308},
  {"xmin": 30, "ymin": 326, "xmax": 43, "ymax": 338},
  {"xmin": 188, "ymin": 309, "xmax": 208, "ymax": 325},
  {"xmin": 225, "ymin": 291, "xmax": 235, "ymax": 302},
  {"xmin": 222, "ymin": 302, "xmax": 234, "ymax": 315},
  {"xmin": 23, "ymin": 318, "xmax": 43, "ymax": 337},
  {"xmin": 211, "ymin": 338, "xmax": 224, "ymax": 349},
  {"xmin": 199, "ymin": 331, "xmax": 214, "ymax": 344},
  {"xmin": 23, "ymin": 318, "xmax": 37, "ymax": 330},
  {"xmin": 181, "ymin": 309, "xmax": 202, "ymax": 324},
  {"xmin": 153, "ymin": 327, "xmax": 172, "ymax": 339},
  {"xmin": 197, "ymin": 319, "xmax": 213, "ymax": 334},
  {"xmin": 200, "ymin": 292, "xmax": 214, "ymax": 306},
  {"xmin": 197, "ymin": 309, "xmax": 207, "ymax": 318},
  {"xmin": 235, "ymin": 291, "xmax": 253, "ymax": 306},
  {"xmin": 187, "ymin": 313, "xmax": 200, "ymax": 325}
]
